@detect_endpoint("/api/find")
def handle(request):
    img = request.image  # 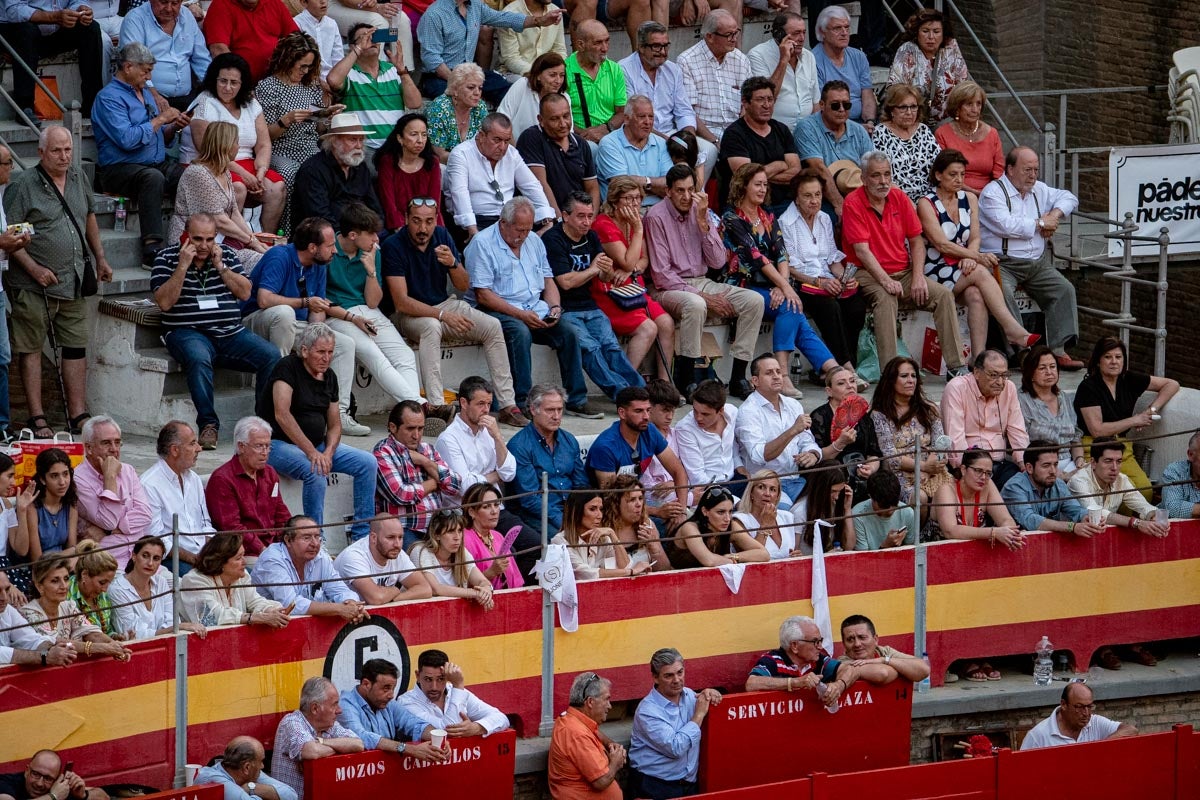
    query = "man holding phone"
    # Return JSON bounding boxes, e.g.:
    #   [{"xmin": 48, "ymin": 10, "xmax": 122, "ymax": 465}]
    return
[
  {"xmin": 327, "ymin": 23, "xmax": 421, "ymax": 151},
  {"xmin": 0, "ymin": 750, "xmax": 106, "ymax": 800}
]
